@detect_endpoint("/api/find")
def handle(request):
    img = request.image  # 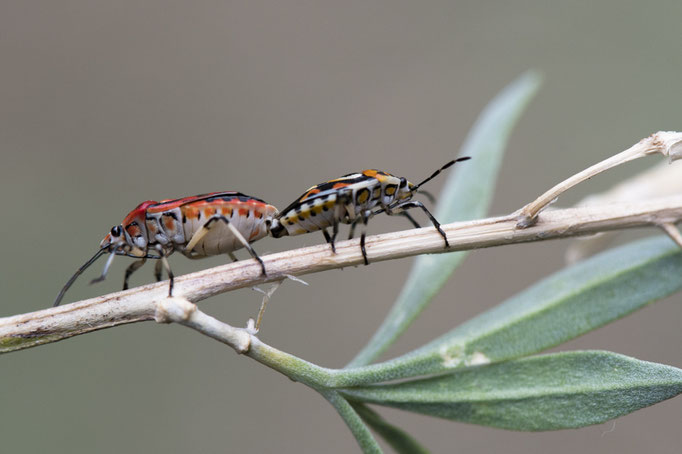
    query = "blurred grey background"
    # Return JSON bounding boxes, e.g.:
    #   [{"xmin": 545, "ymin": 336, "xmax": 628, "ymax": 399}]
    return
[{"xmin": 2, "ymin": 1, "xmax": 681, "ymax": 453}]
